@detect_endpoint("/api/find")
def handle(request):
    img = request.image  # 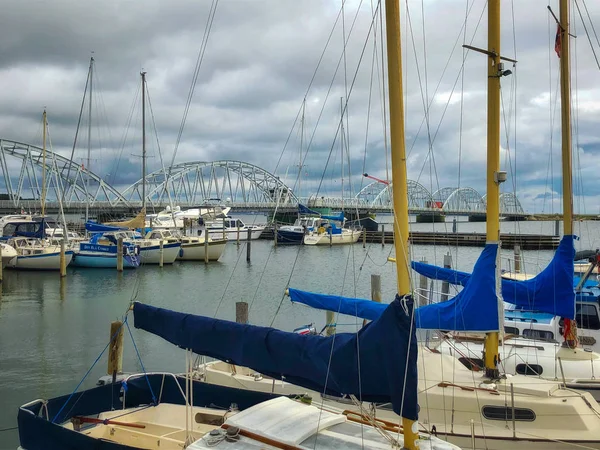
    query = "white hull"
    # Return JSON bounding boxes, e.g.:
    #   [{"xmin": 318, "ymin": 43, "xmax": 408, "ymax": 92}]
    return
[
  {"xmin": 7, "ymin": 251, "xmax": 73, "ymax": 270},
  {"xmin": 303, "ymin": 229, "xmax": 361, "ymax": 245},
  {"xmin": 209, "ymin": 228, "xmax": 264, "ymax": 241},
  {"xmin": 138, "ymin": 243, "xmax": 180, "ymax": 265},
  {"xmin": 177, "ymin": 241, "xmax": 226, "ymax": 261},
  {"xmin": 195, "ymin": 346, "xmax": 600, "ymax": 449},
  {"xmin": 1, "ymin": 243, "xmax": 17, "ymax": 268}
]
